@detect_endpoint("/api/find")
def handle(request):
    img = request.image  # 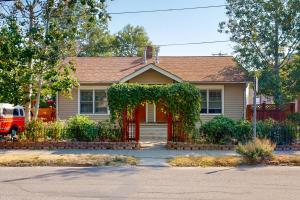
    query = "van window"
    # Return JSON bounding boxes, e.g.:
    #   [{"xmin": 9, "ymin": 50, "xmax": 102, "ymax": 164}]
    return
[
  {"xmin": 2, "ymin": 108, "xmax": 13, "ymax": 116},
  {"xmin": 13, "ymin": 108, "xmax": 19, "ymax": 116},
  {"xmin": 19, "ymin": 109, "xmax": 24, "ymax": 116}
]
